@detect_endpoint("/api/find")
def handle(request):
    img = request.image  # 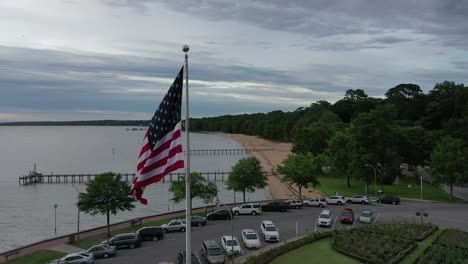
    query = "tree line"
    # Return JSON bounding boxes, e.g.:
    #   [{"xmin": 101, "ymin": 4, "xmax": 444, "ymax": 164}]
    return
[{"xmin": 191, "ymin": 81, "xmax": 468, "ymax": 199}]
